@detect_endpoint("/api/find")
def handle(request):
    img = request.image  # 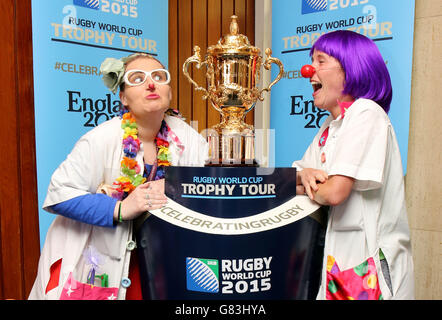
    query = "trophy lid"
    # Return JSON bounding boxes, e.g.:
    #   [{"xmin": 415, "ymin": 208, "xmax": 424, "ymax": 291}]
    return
[{"xmin": 207, "ymin": 15, "xmax": 261, "ymax": 56}]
